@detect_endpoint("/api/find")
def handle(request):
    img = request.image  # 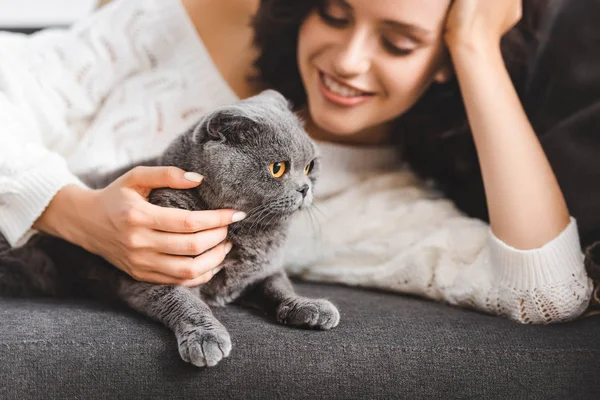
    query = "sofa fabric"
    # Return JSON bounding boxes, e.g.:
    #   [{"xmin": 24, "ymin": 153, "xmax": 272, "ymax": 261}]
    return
[{"xmin": 1, "ymin": 281, "xmax": 599, "ymax": 400}]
